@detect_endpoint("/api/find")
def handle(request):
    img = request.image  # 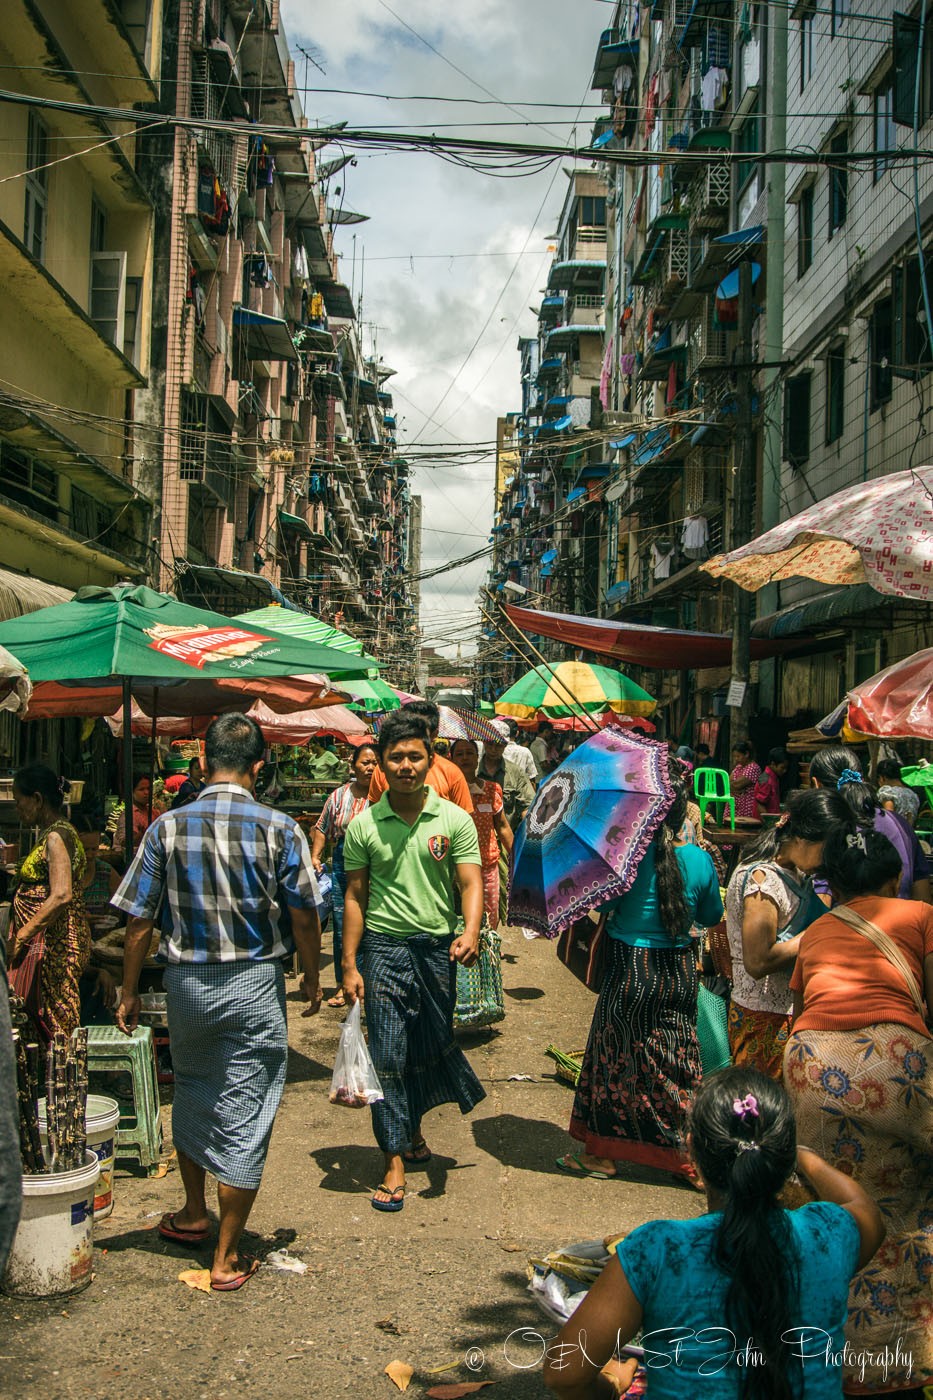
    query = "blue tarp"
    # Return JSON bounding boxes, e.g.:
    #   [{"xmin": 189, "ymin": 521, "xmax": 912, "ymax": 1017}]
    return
[
  {"xmin": 632, "ymin": 428, "xmax": 671, "ymax": 466},
  {"xmin": 715, "ymin": 261, "xmax": 762, "ymax": 300},
  {"xmin": 610, "ymin": 433, "xmax": 637, "ymax": 450},
  {"xmin": 566, "ymin": 487, "xmax": 586, "ymax": 503},
  {"xmin": 541, "ymin": 549, "xmax": 558, "ymax": 565},
  {"xmin": 715, "ymin": 225, "xmax": 764, "ymax": 247}
]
